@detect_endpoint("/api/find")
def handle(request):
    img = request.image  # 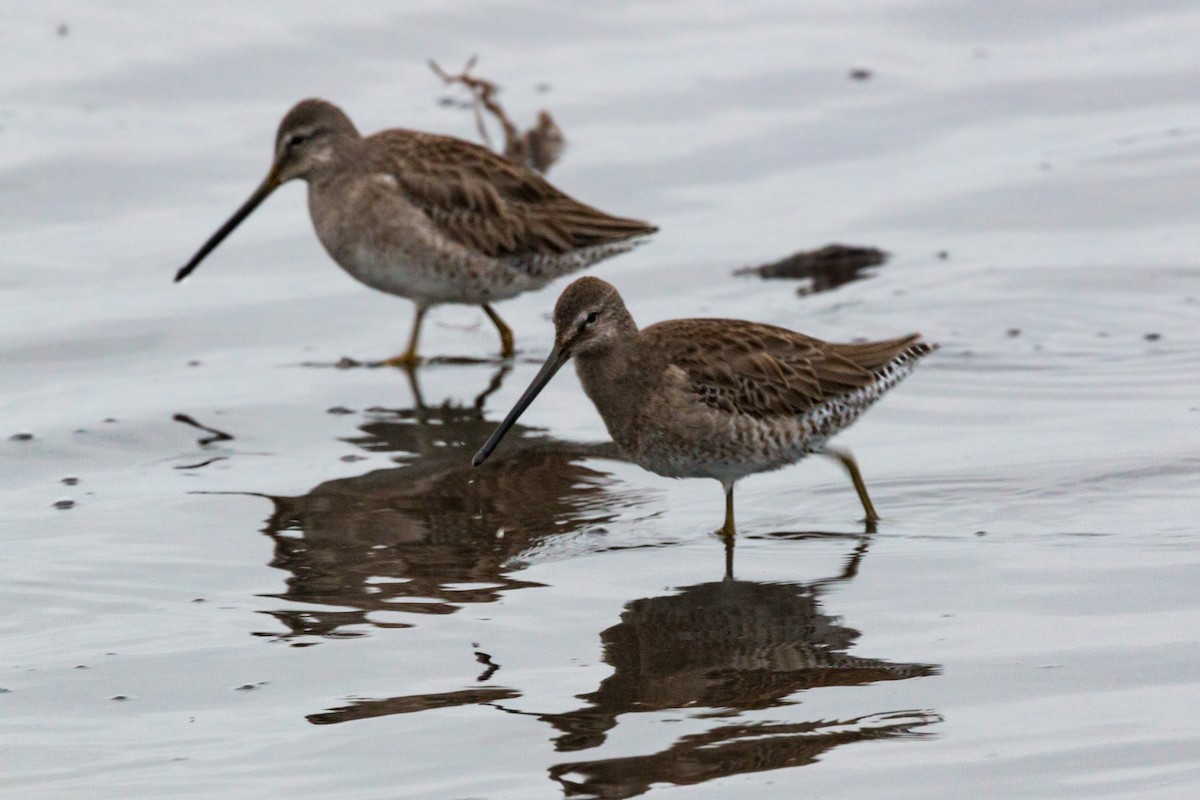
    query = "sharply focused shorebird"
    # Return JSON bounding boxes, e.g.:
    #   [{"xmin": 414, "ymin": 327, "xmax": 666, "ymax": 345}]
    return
[
  {"xmin": 174, "ymin": 99, "xmax": 656, "ymax": 364},
  {"xmin": 474, "ymin": 277, "xmax": 936, "ymax": 534}
]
